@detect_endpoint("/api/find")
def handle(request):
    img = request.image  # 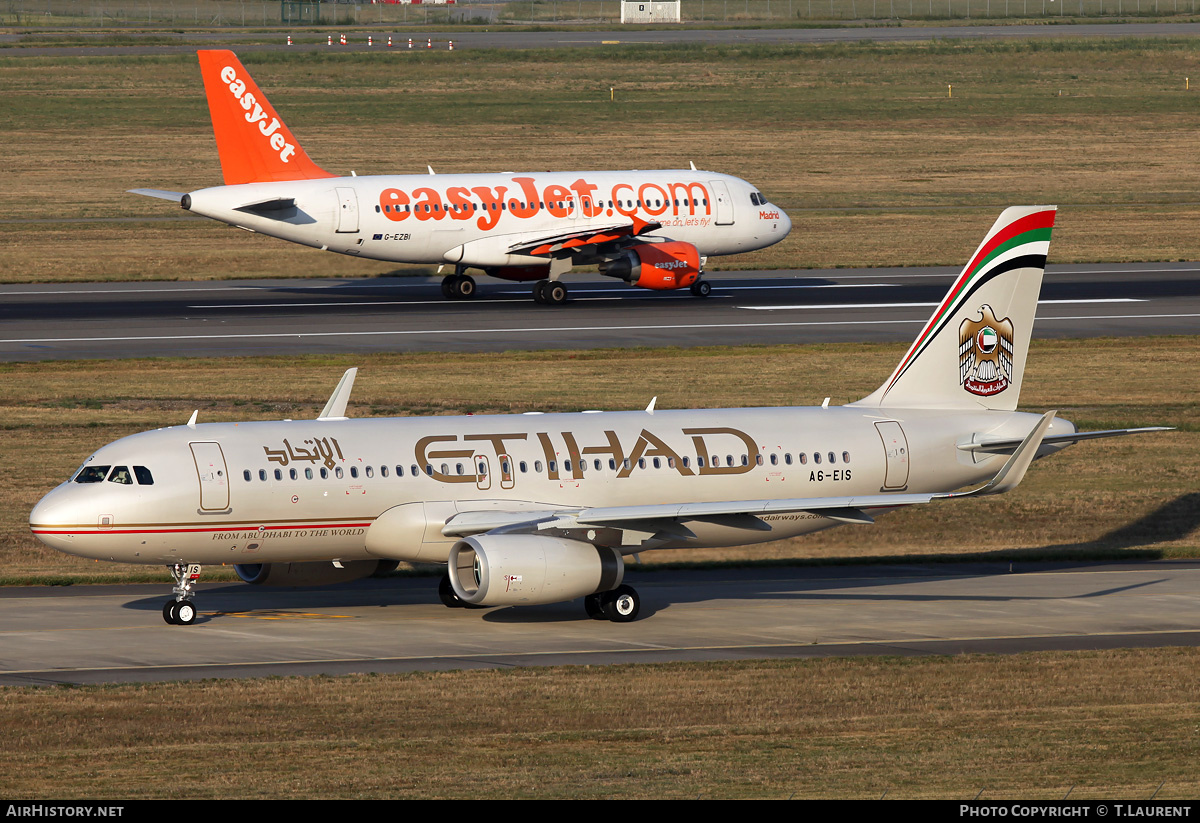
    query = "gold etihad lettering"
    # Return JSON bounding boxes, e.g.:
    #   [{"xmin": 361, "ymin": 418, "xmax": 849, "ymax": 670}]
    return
[
  {"xmin": 406, "ymin": 427, "xmax": 758, "ymax": 484},
  {"xmin": 263, "ymin": 437, "xmax": 344, "ymax": 470}
]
